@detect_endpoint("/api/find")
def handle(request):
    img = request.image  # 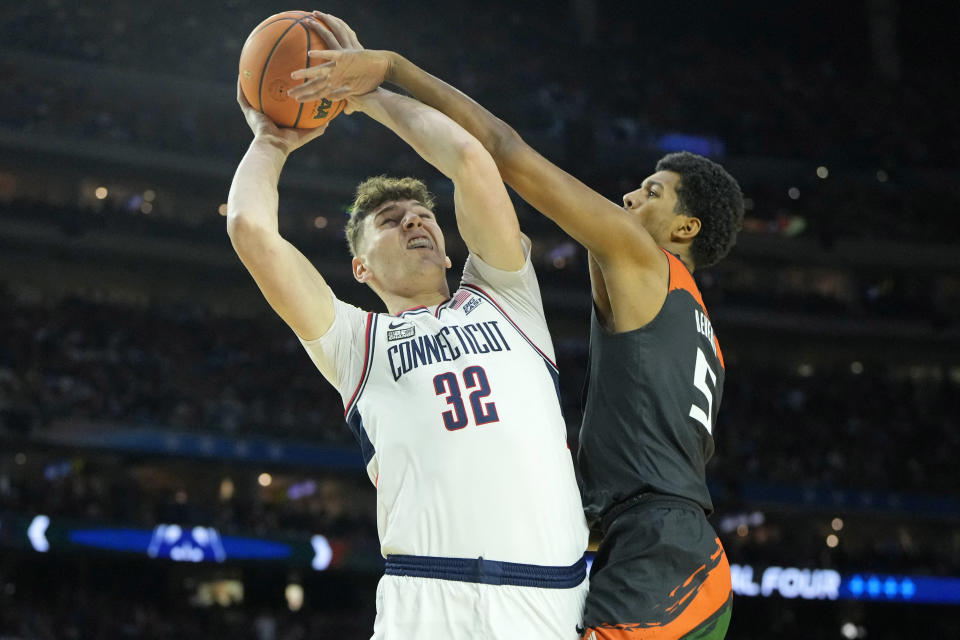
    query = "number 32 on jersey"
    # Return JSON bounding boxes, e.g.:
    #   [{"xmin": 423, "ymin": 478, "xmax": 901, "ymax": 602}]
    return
[{"xmin": 433, "ymin": 366, "xmax": 499, "ymax": 431}]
